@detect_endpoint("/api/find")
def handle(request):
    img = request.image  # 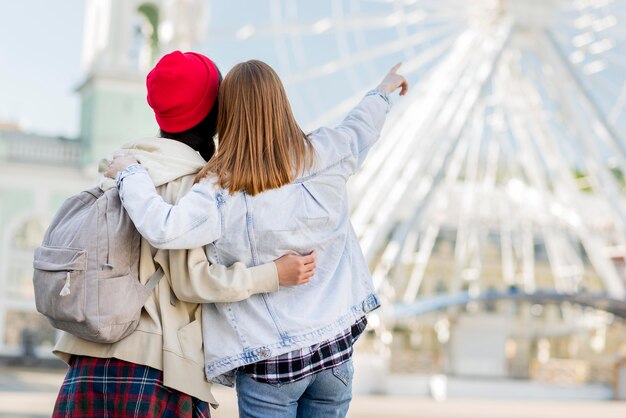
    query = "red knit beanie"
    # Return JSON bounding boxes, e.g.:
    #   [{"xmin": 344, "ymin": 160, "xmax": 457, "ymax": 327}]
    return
[{"xmin": 146, "ymin": 51, "xmax": 219, "ymax": 133}]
